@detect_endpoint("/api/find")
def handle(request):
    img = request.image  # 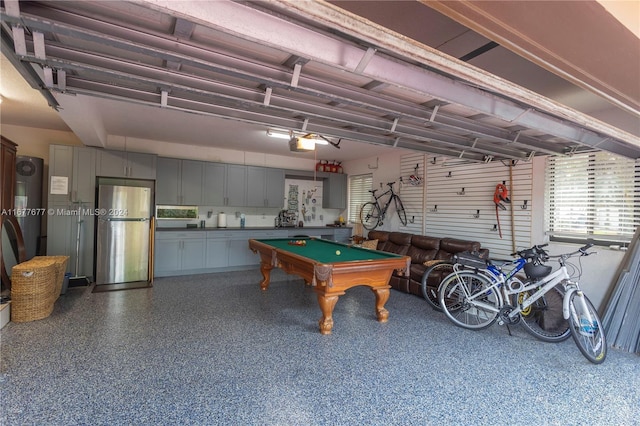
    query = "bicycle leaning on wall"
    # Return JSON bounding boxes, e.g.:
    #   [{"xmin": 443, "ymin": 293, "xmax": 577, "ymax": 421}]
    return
[
  {"xmin": 360, "ymin": 182, "xmax": 407, "ymax": 230},
  {"xmin": 438, "ymin": 243, "xmax": 607, "ymax": 364},
  {"xmin": 421, "ymin": 246, "xmax": 571, "ymax": 344}
]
